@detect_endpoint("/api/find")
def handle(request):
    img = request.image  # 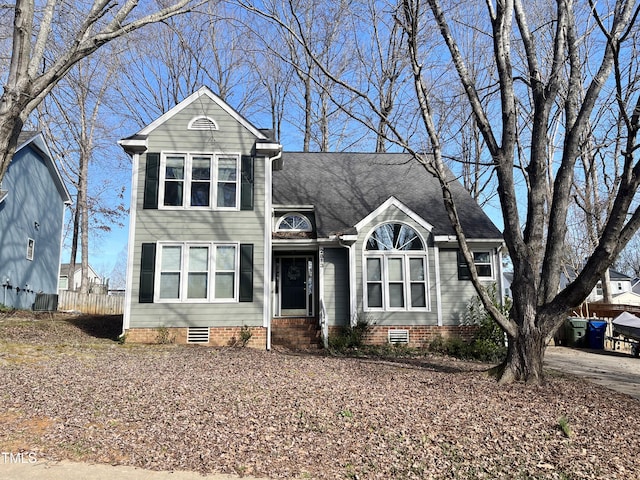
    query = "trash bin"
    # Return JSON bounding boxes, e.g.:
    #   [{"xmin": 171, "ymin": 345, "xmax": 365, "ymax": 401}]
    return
[
  {"xmin": 565, "ymin": 318, "xmax": 588, "ymax": 347},
  {"xmin": 587, "ymin": 320, "xmax": 607, "ymax": 350}
]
